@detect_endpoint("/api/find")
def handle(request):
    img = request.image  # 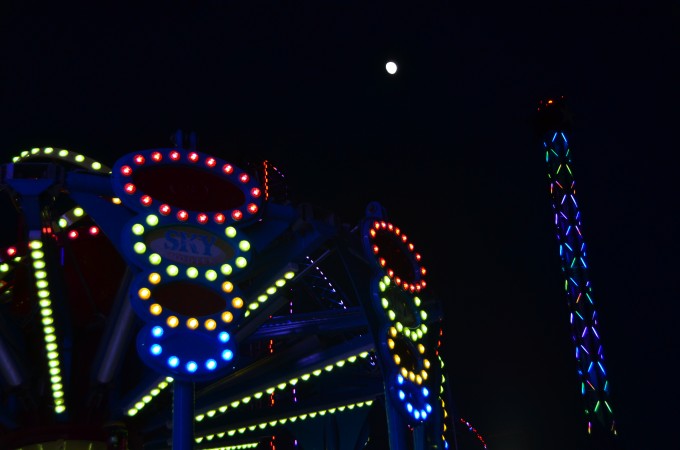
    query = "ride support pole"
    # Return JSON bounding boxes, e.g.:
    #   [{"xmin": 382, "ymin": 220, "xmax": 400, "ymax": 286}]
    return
[{"xmin": 173, "ymin": 380, "xmax": 195, "ymax": 449}]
